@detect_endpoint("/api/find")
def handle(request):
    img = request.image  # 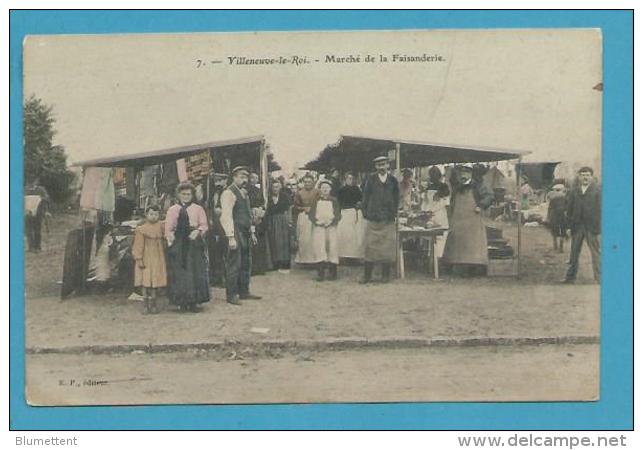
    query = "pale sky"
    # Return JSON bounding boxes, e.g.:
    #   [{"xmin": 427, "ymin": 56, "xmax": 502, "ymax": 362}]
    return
[{"xmin": 23, "ymin": 29, "xmax": 602, "ymax": 174}]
